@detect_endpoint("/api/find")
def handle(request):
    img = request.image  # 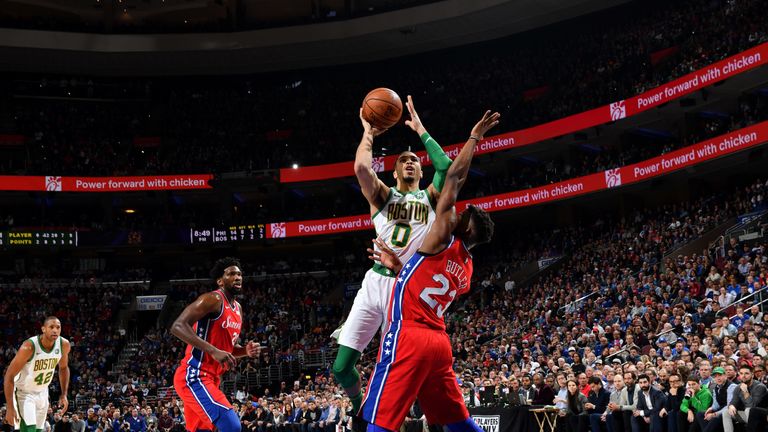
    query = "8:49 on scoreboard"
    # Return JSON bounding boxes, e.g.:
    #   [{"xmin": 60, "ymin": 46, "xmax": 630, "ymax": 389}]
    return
[
  {"xmin": 0, "ymin": 231, "xmax": 78, "ymax": 247},
  {"xmin": 189, "ymin": 225, "xmax": 266, "ymax": 244}
]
